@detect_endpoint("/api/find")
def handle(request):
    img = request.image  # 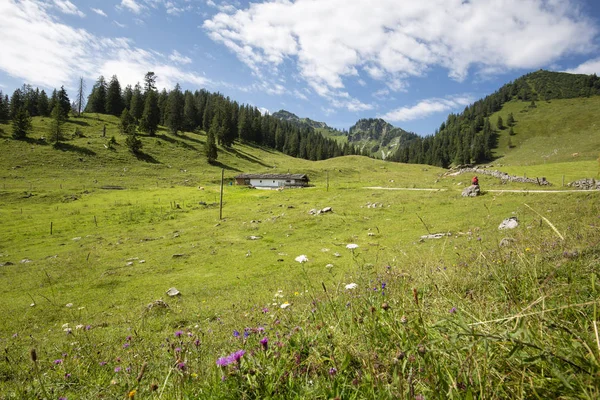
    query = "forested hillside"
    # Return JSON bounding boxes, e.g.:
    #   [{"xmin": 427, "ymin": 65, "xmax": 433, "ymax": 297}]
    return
[
  {"xmin": 0, "ymin": 73, "xmax": 360, "ymax": 163},
  {"xmin": 389, "ymin": 70, "xmax": 600, "ymax": 167}
]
